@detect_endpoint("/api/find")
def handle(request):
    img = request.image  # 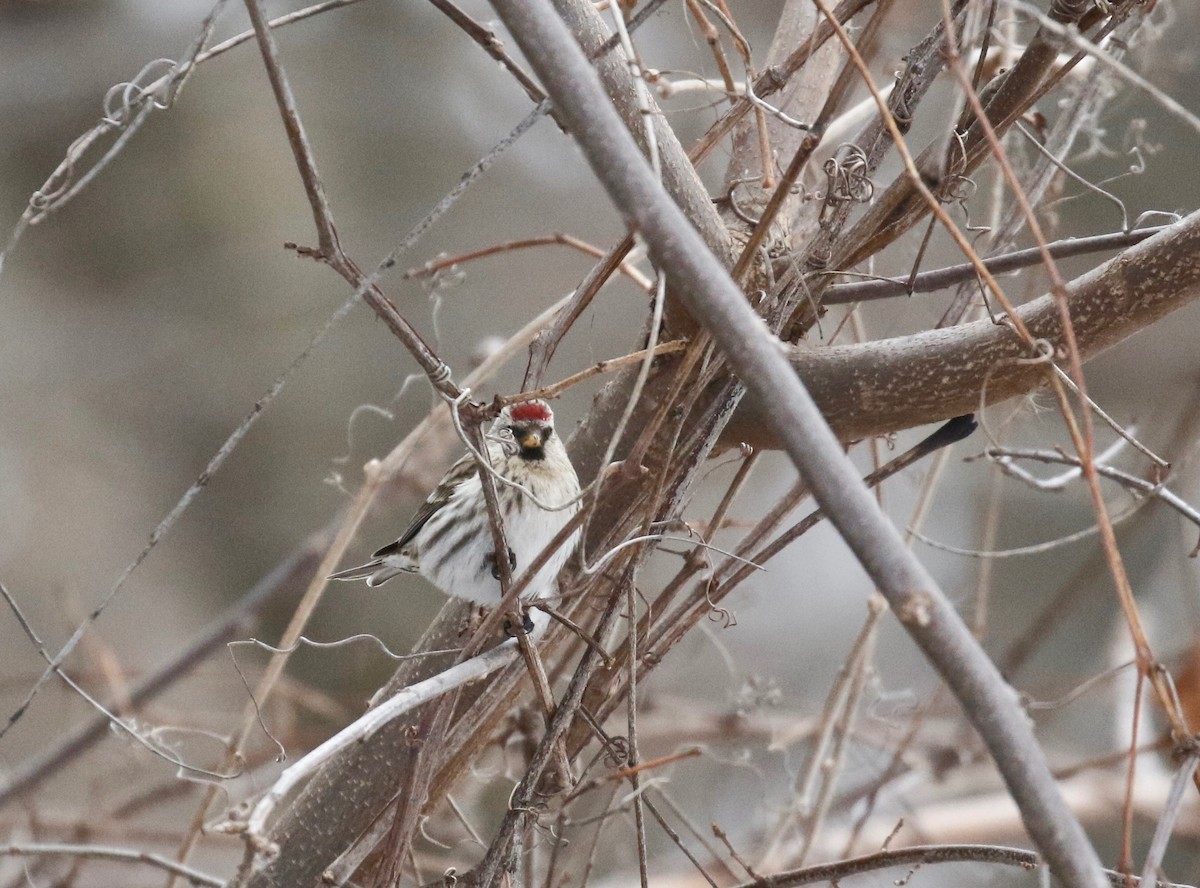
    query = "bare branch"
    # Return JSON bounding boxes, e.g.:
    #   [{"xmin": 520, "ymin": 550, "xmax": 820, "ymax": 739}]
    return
[
  {"xmin": 822, "ymin": 225, "xmax": 1170, "ymax": 304},
  {"xmin": 724, "ymin": 209, "xmax": 1200, "ymax": 446},
  {"xmin": 0, "ymin": 842, "xmax": 223, "ymax": 887},
  {"xmin": 242, "ymin": 0, "xmax": 461, "ymax": 398},
  {"xmin": 404, "ymin": 233, "xmax": 654, "ymax": 292},
  {"xmin": 729, "ymin": 843, "xmax": 1196, "ymax": 888},
  {"xmin": 976, "ymin": 447, "xmax": 1200, "ymax": 537},
  {"xmin": 426, "ymin": 0, "xmax": 548, "ymax": 107},
  {"xmin": 486, "ymin": 2, "xmax": 1107, "ymax": 884},
  {"xmin": 0, "ymin": 534, "xmax": 327, "ymax": 808}
]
